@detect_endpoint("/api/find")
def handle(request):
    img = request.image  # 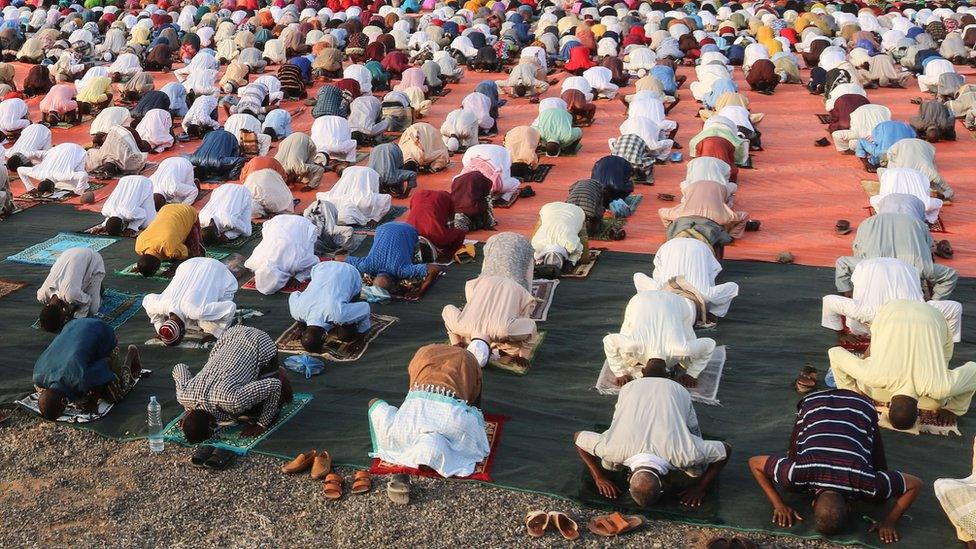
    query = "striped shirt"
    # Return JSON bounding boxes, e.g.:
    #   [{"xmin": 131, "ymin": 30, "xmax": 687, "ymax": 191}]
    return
[{"xmin": 763, "ymin": 389, "xmax": 906, "ymax": 500}]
